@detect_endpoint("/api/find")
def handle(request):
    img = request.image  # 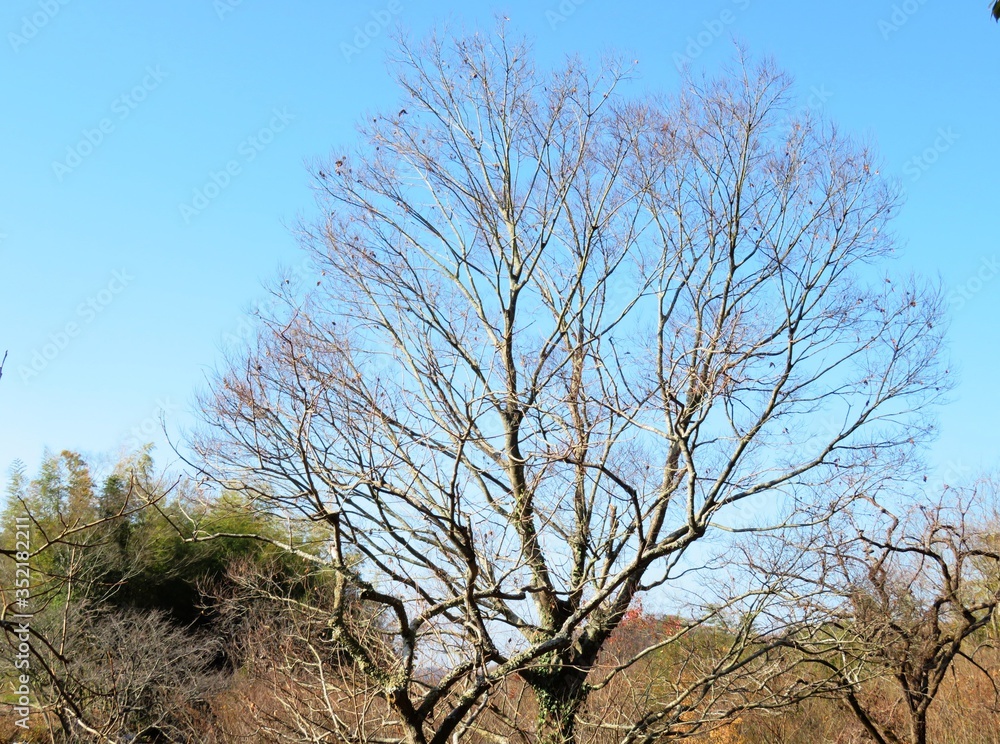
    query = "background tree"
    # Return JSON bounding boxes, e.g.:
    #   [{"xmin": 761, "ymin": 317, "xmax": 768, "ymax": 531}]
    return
[
  {"xmin": 780, "ymin": 484, "xmax": 1000, "ymax": 744},
  {"xmin": 0, "ymin": 450, "xmax": 328, "ymax": 741},
  {"xmin": 207, "ymin": 557, "xmax": 393, "ymax": 744},
  {"xmin": 39, "ymin": 606, "xmax": 223, "ymax": 743},
  {"xmin": 1, "ymin": 450, "xmax": 177, "ymax": 740},
  {"xmin": 188, "ymin": 28, "xmax": 948, "ymax": 744}
]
